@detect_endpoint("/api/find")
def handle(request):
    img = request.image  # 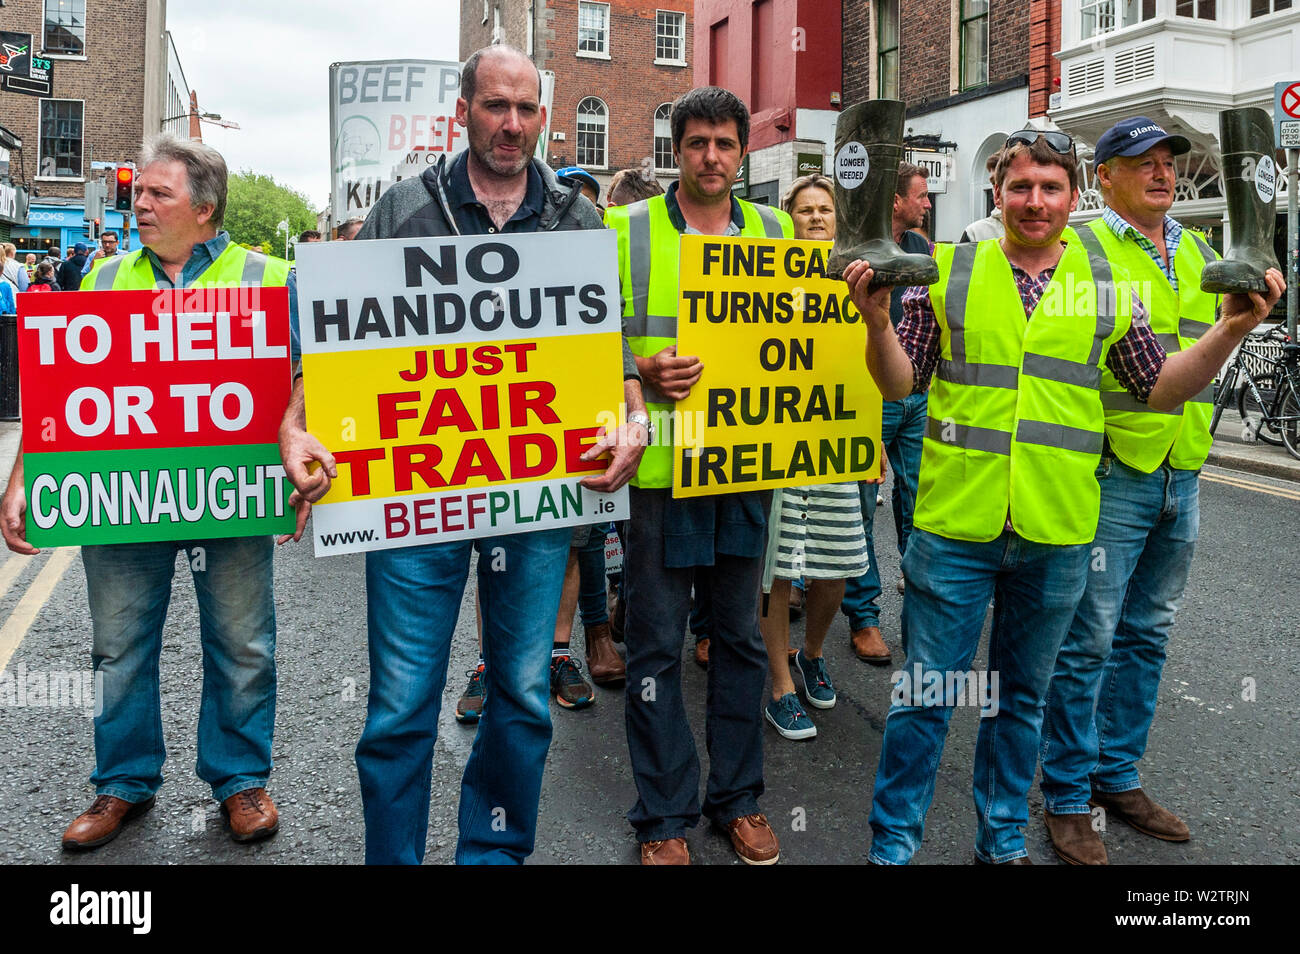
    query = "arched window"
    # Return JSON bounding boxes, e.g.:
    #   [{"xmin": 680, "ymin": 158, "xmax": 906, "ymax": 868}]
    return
[
  {"xmin": 577, "ymin": 97, "xmax": 608, "ymax": 168},
  {"xmin": 654, "ymin": 104, "xmax": 675, "ymax": 171}
]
